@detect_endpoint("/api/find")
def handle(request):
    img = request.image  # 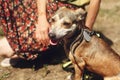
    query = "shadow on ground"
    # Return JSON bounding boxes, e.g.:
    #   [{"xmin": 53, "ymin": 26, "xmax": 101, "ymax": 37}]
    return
[{"xmin": 11, "ymin": 45, "xmax": 67, "ymax": 70}]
